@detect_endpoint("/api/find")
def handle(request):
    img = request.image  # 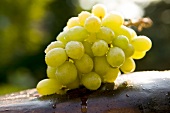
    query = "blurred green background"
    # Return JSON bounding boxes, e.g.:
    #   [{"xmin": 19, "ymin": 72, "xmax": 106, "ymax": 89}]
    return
[{"xmin": 0, "ymin": 0, "xmax": 170, "ymax": 95}]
